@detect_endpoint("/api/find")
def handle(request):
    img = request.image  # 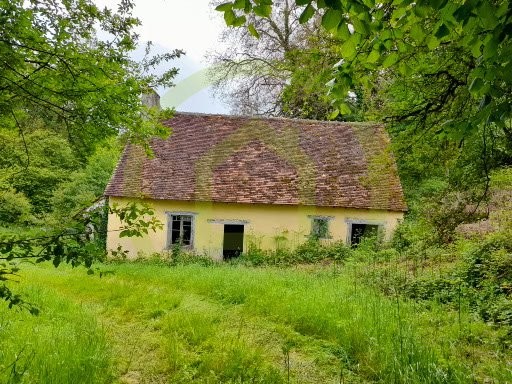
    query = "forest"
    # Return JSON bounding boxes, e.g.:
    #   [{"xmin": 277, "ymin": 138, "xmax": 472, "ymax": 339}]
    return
[{"xmin": 1, "ymin": 0, "xmax": 512, "ymax": 382}]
